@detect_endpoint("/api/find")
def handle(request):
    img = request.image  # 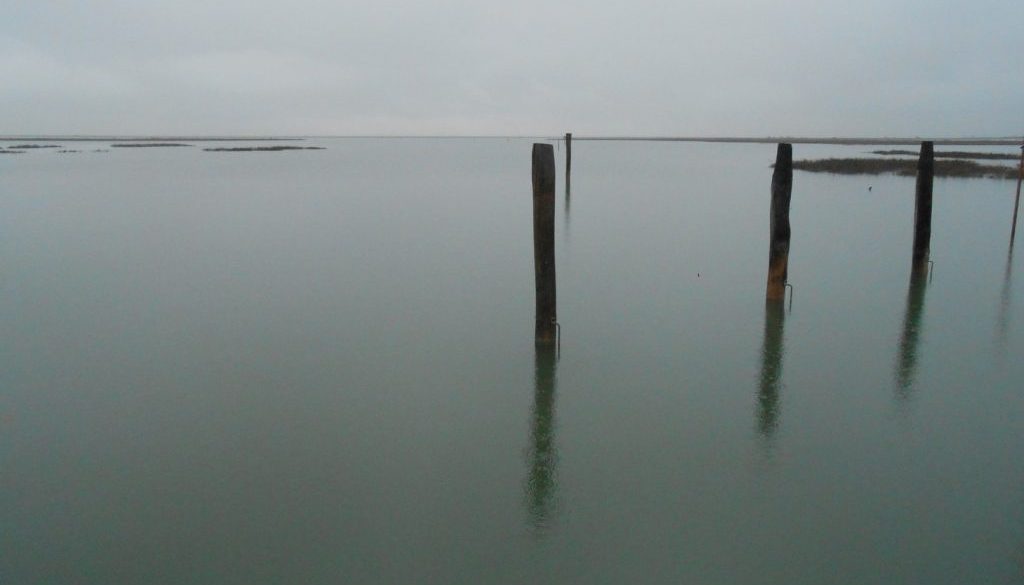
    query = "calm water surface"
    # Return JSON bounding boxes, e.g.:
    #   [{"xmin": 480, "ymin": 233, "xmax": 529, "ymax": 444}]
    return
[{"xmin": 2, "ymin": 139, "xmax": 1023, "ymax": 584}]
